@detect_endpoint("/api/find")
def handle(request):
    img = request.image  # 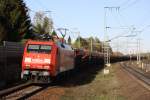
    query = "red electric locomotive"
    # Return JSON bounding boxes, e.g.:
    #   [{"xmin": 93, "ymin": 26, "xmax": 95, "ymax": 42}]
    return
[{"xmin": 21, "ymin": 38, "xmax": 75, "ymax": 83}]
